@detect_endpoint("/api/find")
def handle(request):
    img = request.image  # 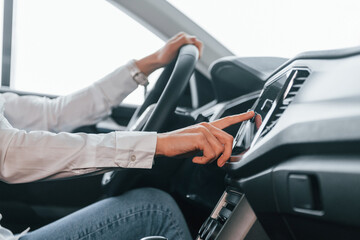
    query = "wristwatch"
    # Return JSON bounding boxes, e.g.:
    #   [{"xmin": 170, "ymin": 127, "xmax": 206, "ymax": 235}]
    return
[{"xmin": 127, "ymin": 60, "xmax": 149, "ymax": 86}]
